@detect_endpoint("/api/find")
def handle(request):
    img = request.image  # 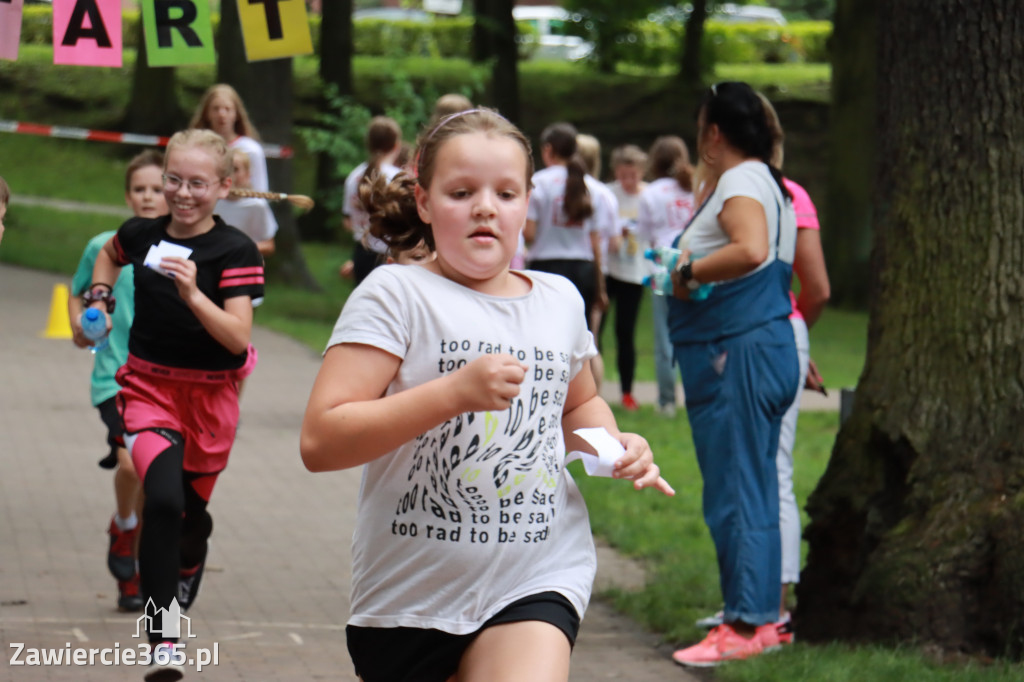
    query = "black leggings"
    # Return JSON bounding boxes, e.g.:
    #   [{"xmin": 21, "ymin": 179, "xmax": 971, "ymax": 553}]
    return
[
  {"xmin": 138, "ymin": 430, "xmax": 215, "ymax": 642},
  {"xmin": 602, "ymin": 275, "xmax": 644, "ymax": 394}
]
